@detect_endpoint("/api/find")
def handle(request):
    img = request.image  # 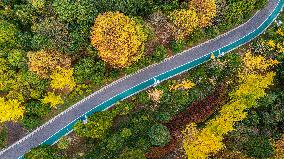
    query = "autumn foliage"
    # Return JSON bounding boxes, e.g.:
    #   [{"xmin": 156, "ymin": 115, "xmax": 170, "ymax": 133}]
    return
[
  {"xmin": 42, "ymin": 92, "xmax": 64, "ymax": 108},
  {"xmin": 189, "ymin": 0, "xmax": 217, "ymax": 28},
  {"xmin": 50, "ymin": 67, "xmax": 76, "ymax": 92},
  {"xmin": 91, "ymin": 12, "xmax": 148, "ymax": 68},
  {"xmin": 168, "ymin": 9, "xmax": 199, "ymax": 40},
  {"xmin": 182, "ymin": 52, "xmax": 278, "ymax": 158},
  {"xmin": 0, "ymin": 98, "xmax": 24, "ymax": 123},
  {"xmin": 272, "ymin": 134, "xmax": 284, "ymax": 159},
  {"xmin": 27, "ymin": 50, "xmax": 71, "ymax": 78}
]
